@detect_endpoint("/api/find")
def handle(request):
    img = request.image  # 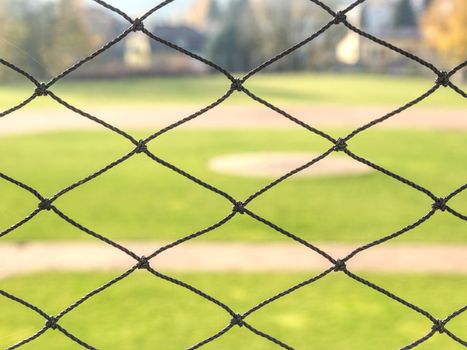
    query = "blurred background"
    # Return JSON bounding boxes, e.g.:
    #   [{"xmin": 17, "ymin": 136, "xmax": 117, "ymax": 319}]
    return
[
  {"xmin": 0, "ymin": 0, "xmax": 465, "ymax": 79},
  {"xmin": 0, "ymin": 1, "xmax": 466, "ymax": 349}
]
